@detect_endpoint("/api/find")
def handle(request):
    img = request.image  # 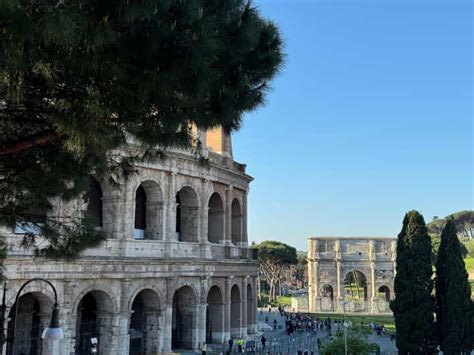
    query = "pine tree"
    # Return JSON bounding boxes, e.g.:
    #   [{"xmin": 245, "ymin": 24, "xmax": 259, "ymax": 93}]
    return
[
  {"xmin": 0, "ymin": 0, "xmax": 283, "ymax": 258},
  {"xmin": 435, "ymin": 219, "xmax": 474, "ymax": 354},
  {"xmin": 390, "ymin": 211, "xmax": 437, "ymax": 354}
]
